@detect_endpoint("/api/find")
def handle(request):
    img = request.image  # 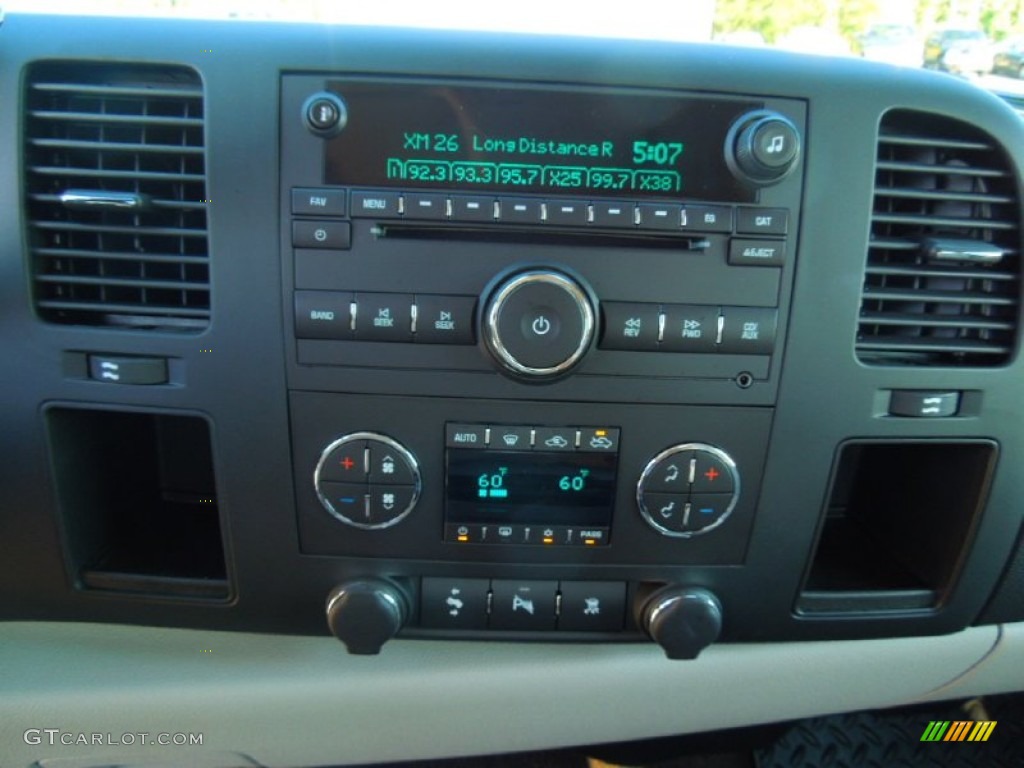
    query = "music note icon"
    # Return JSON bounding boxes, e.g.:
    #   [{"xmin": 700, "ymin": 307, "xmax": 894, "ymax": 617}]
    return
[{"xmin": 766, "ymin": 135, "xmax": 785, "ymax": 154}]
